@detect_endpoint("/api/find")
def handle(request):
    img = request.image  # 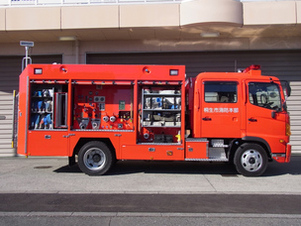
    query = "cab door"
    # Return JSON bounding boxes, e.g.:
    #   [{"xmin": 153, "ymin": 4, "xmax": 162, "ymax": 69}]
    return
[
  {"xmin": 245, "ymin": 81, "xmax": 286, "ymax": 143},
  {"xmin": 200, "ymin": 81, "xmax": 241, "ymax": 138}
]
